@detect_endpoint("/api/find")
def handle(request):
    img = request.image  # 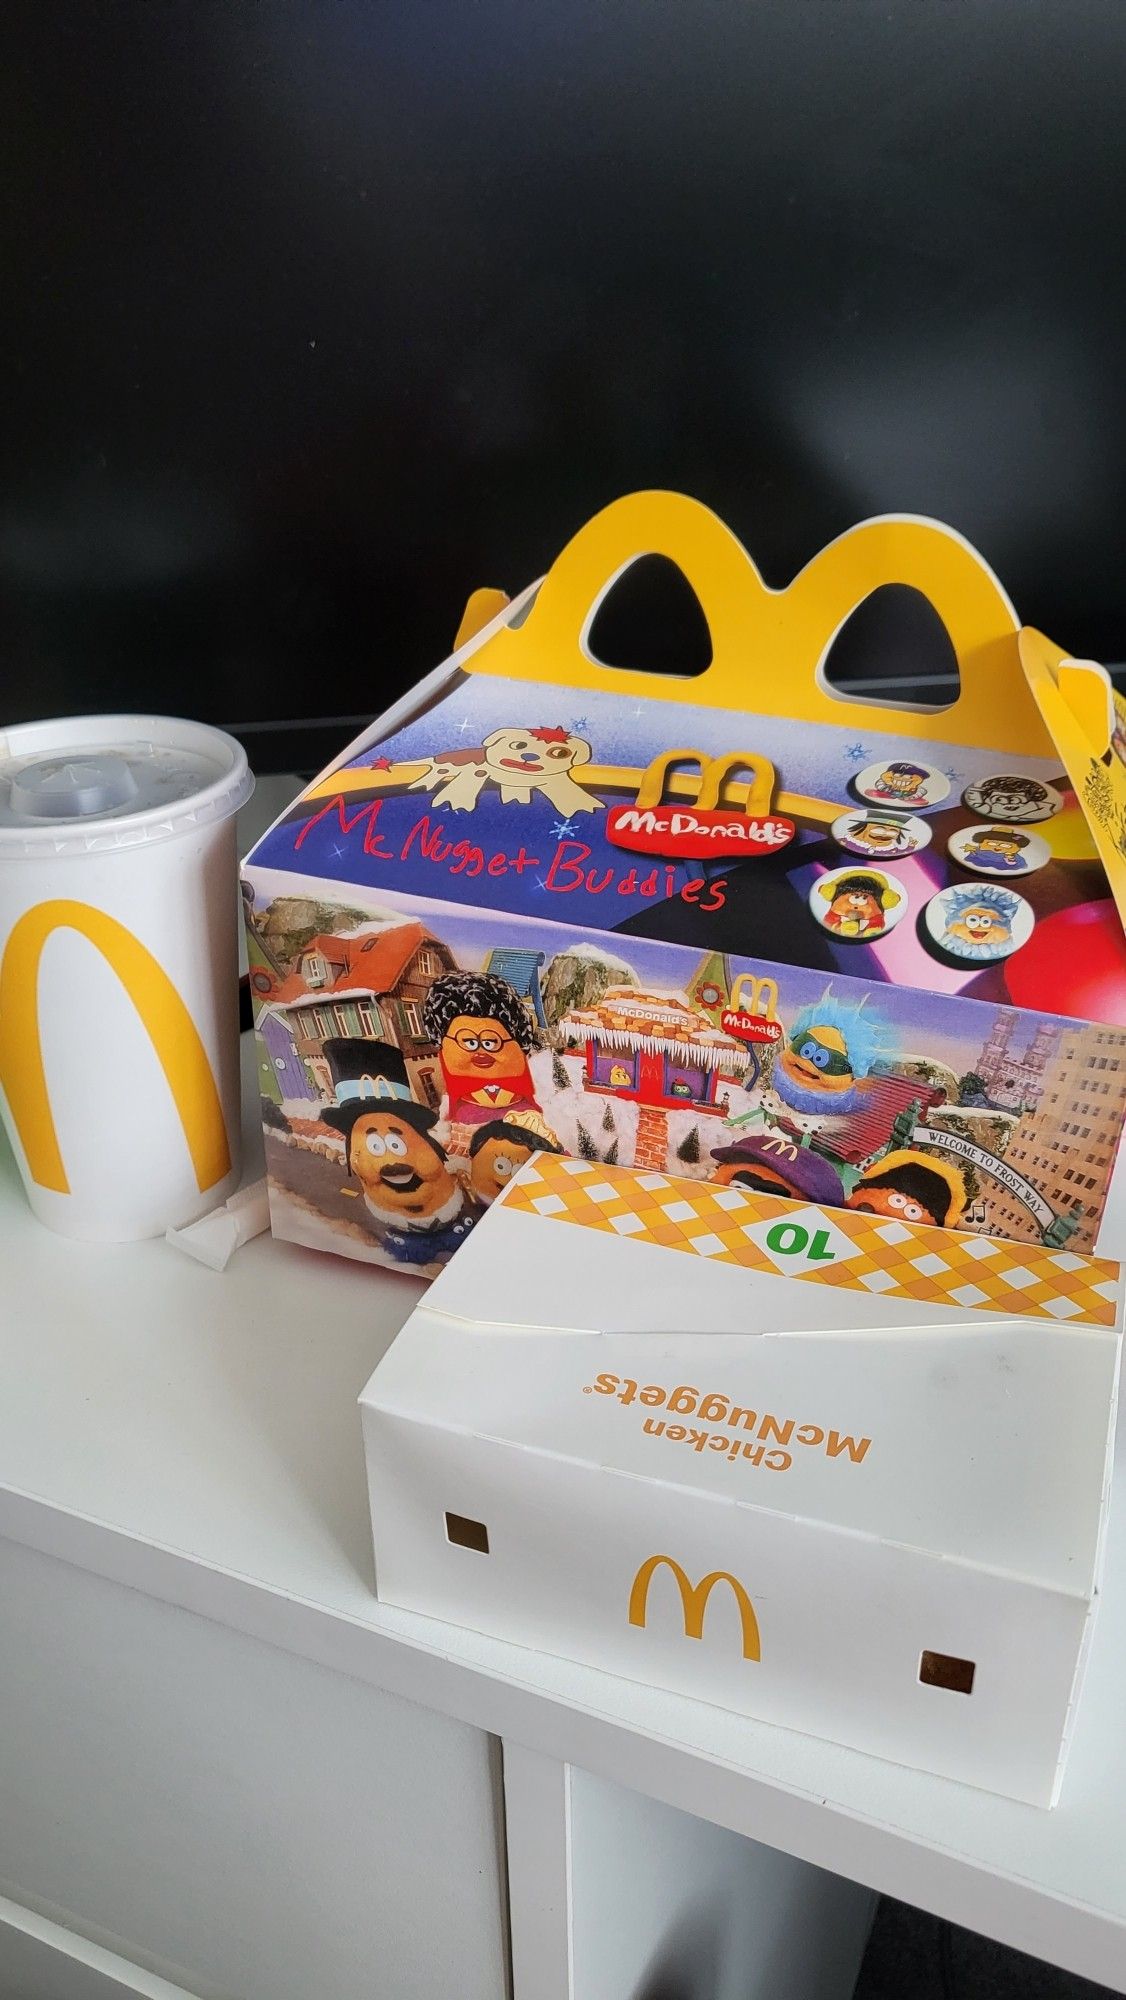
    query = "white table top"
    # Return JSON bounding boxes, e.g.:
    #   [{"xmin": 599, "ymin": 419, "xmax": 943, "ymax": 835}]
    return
[{"xmin": 3, "ymin": 1046, "xmax": 1126, "ymax": 1989}]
